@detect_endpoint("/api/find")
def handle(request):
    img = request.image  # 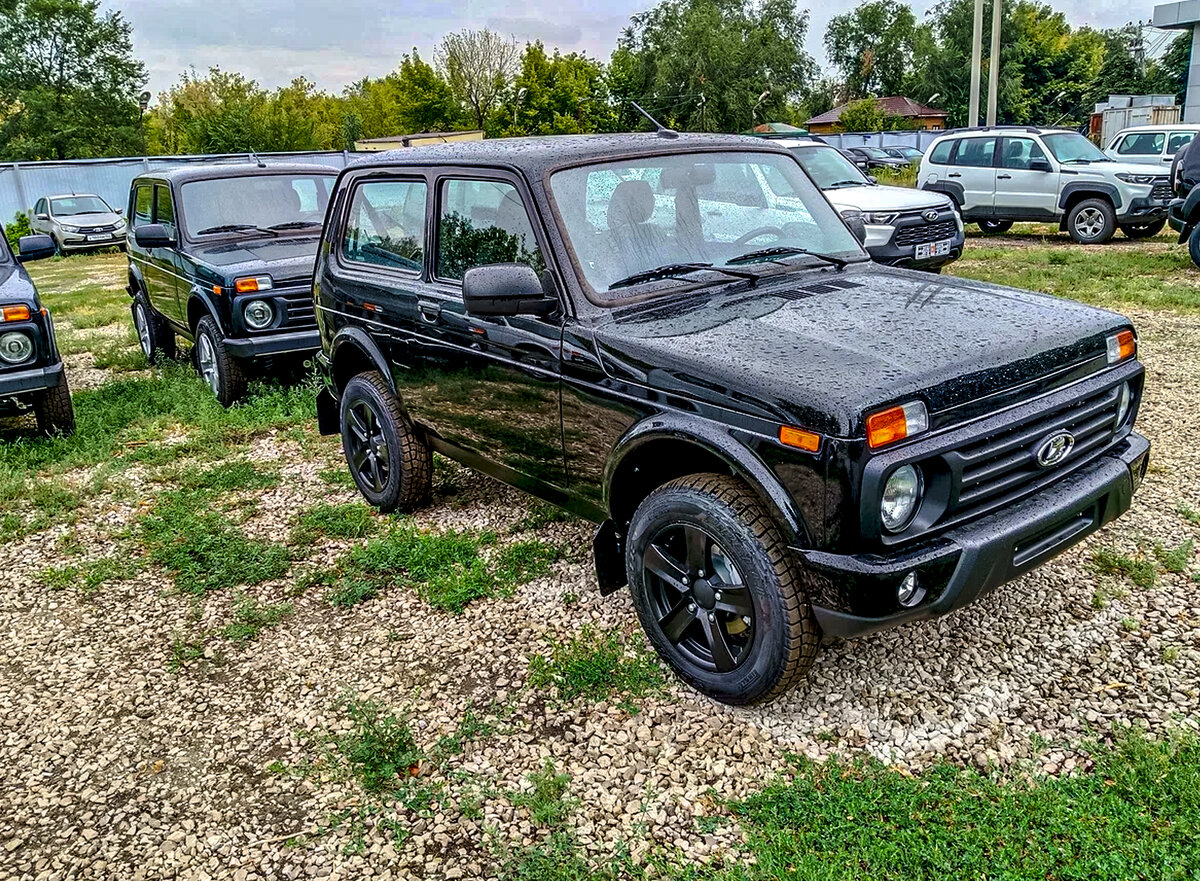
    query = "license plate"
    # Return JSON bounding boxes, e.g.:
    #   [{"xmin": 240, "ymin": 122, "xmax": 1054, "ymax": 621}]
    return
[
  {"xmin": 915, "ymin": 238, "xmax": 953, "ymax": 260},
  {"xmin": 86, "ymin": 234, "xmax": 110, "ymax": 242}
]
